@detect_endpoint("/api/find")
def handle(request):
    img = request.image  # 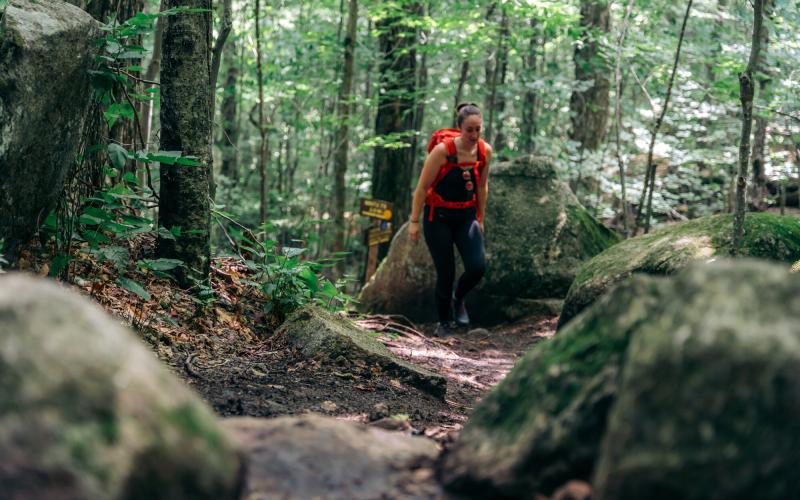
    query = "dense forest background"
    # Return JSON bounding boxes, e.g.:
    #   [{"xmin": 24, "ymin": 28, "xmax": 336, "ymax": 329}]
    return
[
  {"xmin": 201, "ymin": 0, "xmax": 800, "ymax": 271},
  {"xmin": 6, "ymin": 0, "xmax": 800, "ymax": 304}
]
